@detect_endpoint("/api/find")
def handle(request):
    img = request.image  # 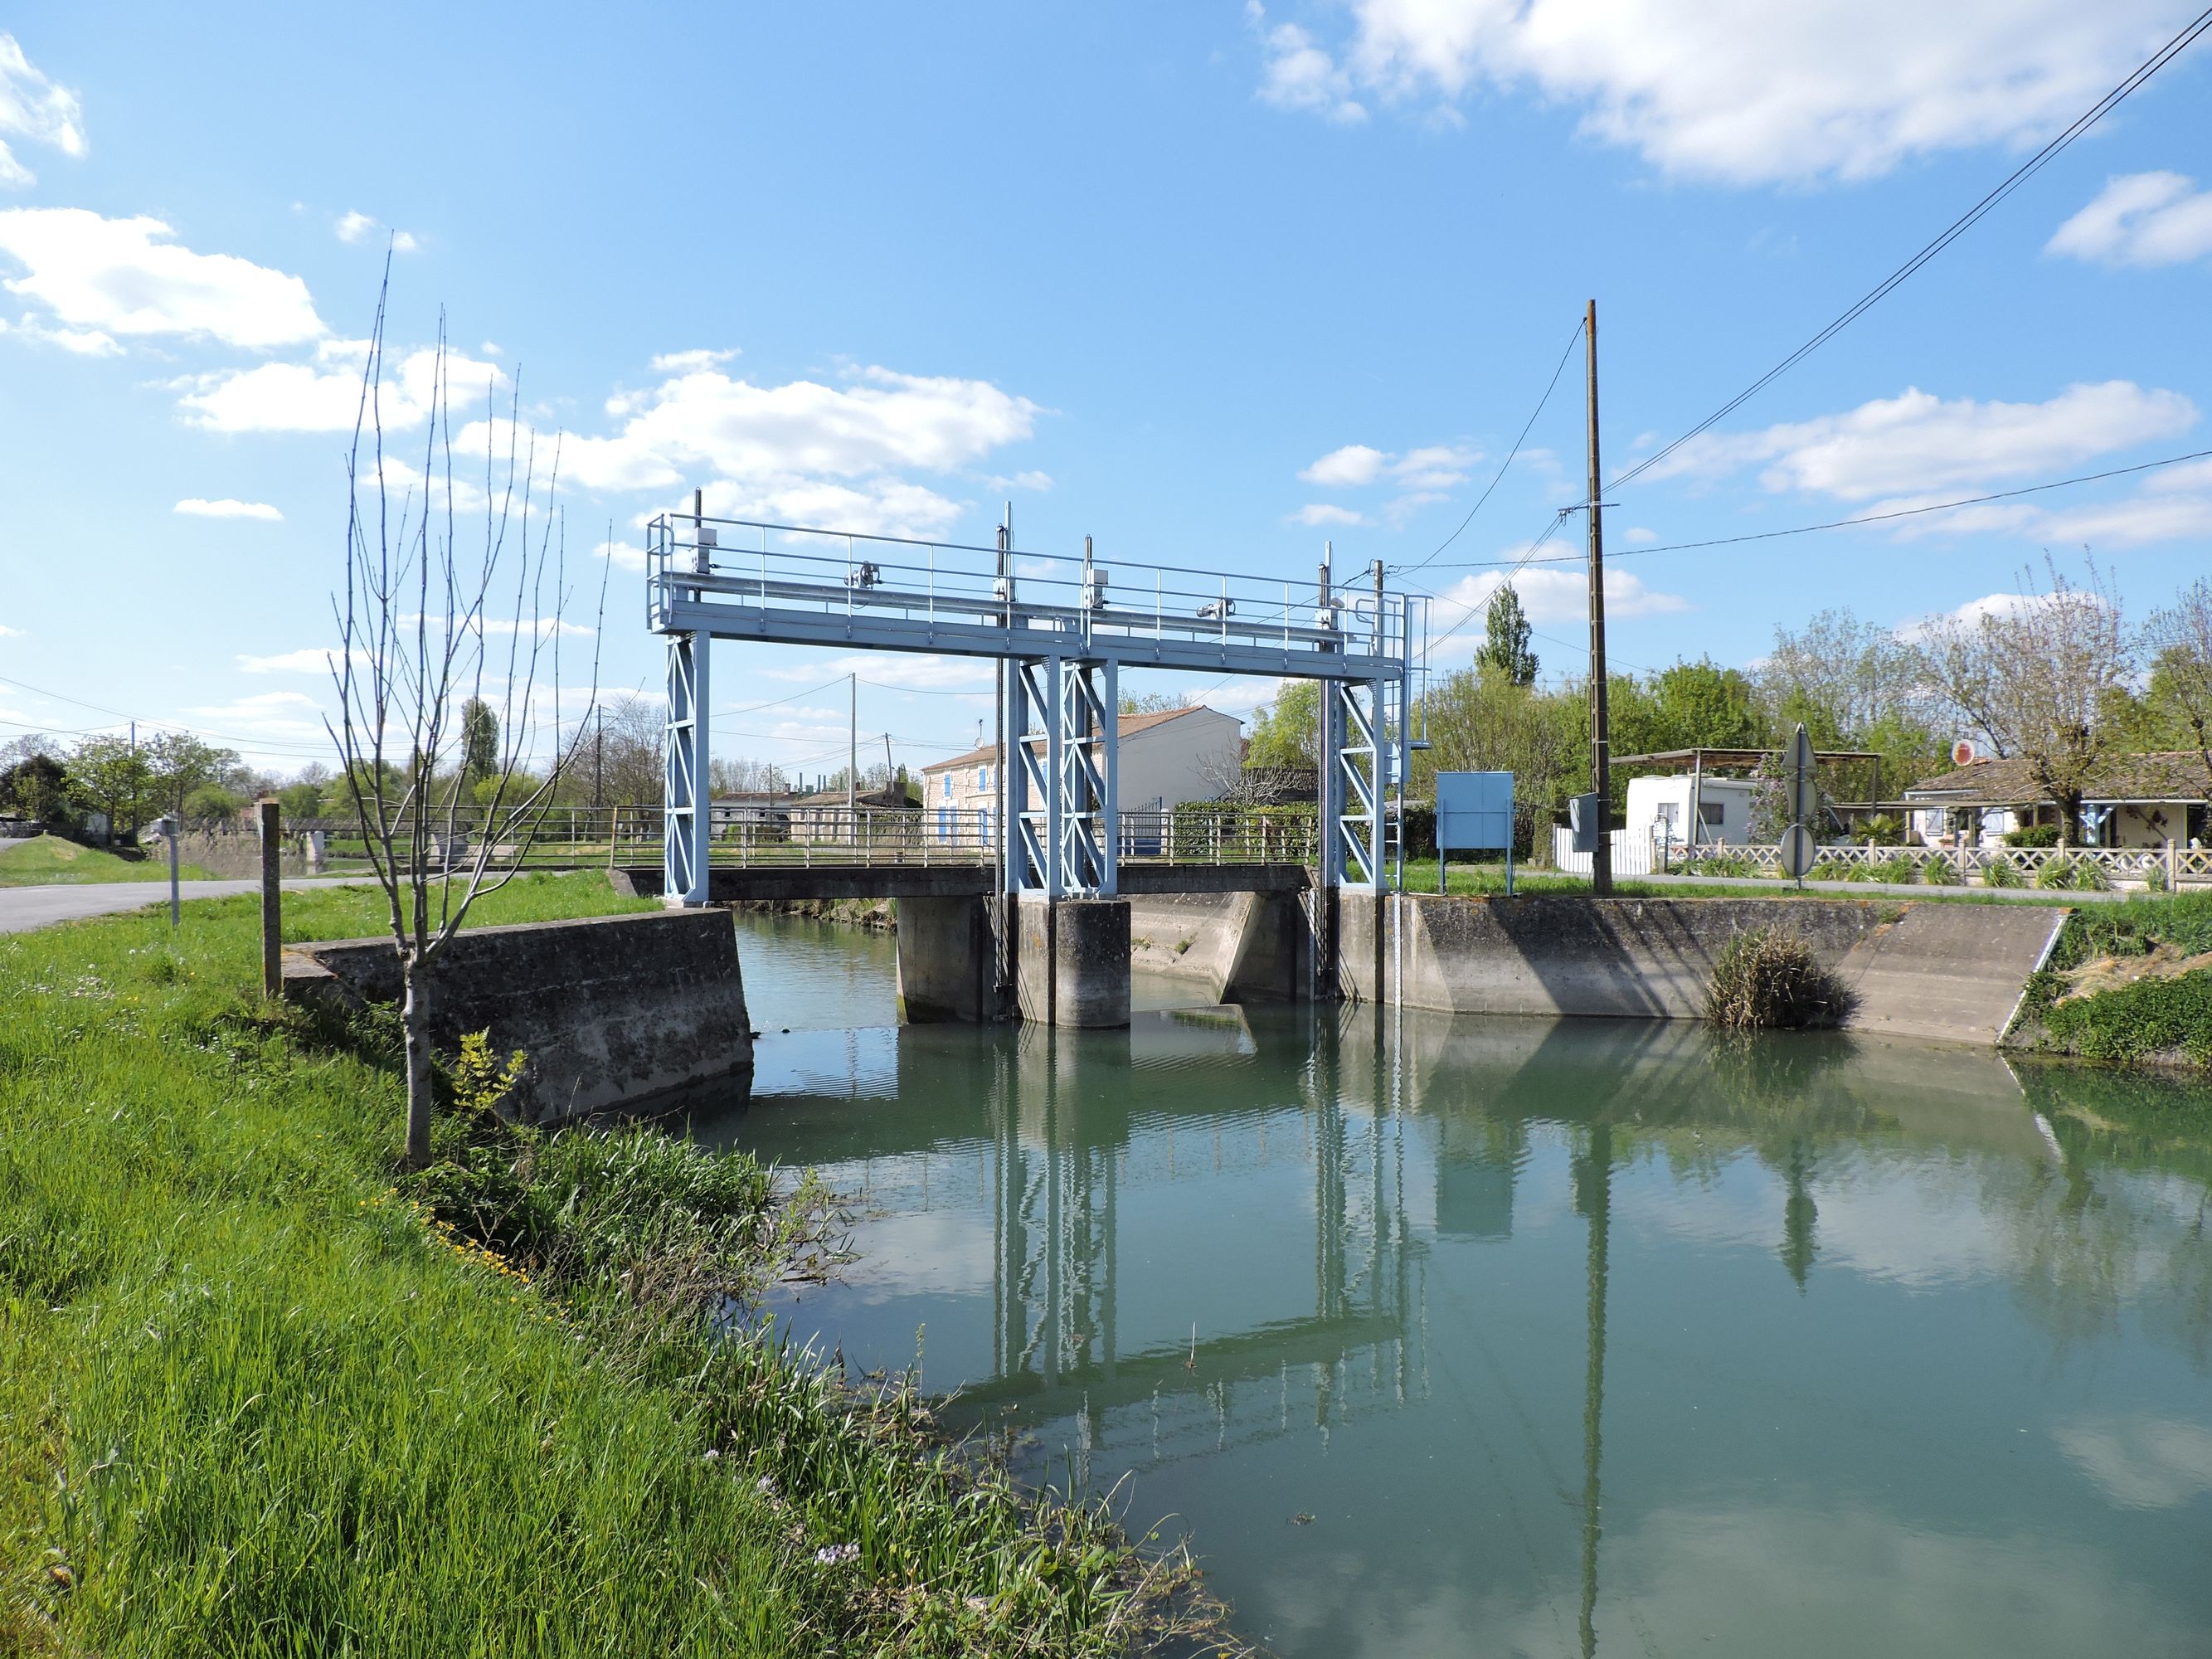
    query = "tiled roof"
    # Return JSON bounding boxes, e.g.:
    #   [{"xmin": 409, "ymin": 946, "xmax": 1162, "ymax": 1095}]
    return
[
  {"xmin": 1903, "ymin": 751, "xmax": 2212, "ymax": 805},
  {"xmin": 921, "ymin": 703, "xmax": 1223, "ymax": 772}
]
